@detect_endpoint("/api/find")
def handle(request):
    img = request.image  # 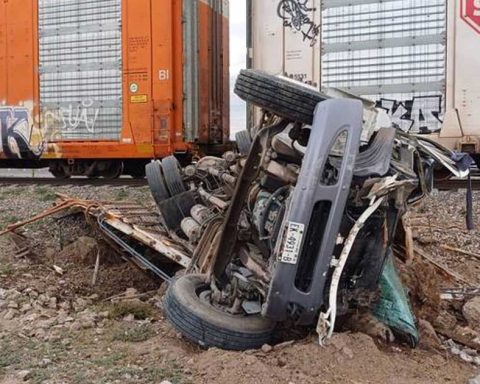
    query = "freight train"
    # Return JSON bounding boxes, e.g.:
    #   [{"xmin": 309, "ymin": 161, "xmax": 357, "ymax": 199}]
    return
[
  {"xmin": 0, "ymin": 0, "xmax": 229, "ymax": 178},
  {"xmin": 247, "ymin": 0, "xmax": 480, "ymax": 164}
]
